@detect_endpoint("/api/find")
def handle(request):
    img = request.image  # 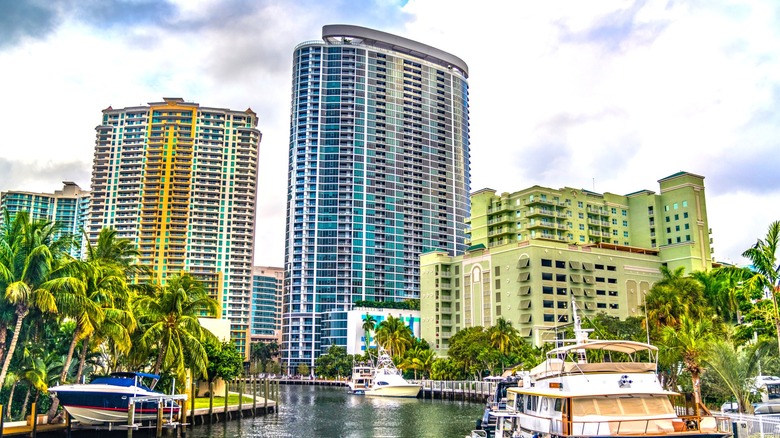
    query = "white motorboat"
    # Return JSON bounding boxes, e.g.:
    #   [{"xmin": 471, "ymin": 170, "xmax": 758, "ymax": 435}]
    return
[
  {"xmin": 49, "ymin": 372, "xmax": 184, "ymax": 425},
  {"xmin": 472, "ymin": 300, "xmax": 731, "ymax": 438},
  {"xmin": 347, "ymin": 349, "xmax": 421, "ymax": 398}
]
